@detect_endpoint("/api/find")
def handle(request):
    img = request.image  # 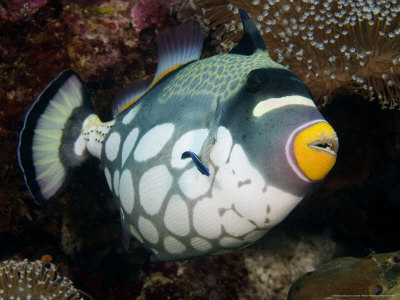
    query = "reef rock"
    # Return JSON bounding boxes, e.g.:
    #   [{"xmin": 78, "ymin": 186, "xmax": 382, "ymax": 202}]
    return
[{"xmin": 288, "ymin": 251, "xmax": 400, "ymax": 300}]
